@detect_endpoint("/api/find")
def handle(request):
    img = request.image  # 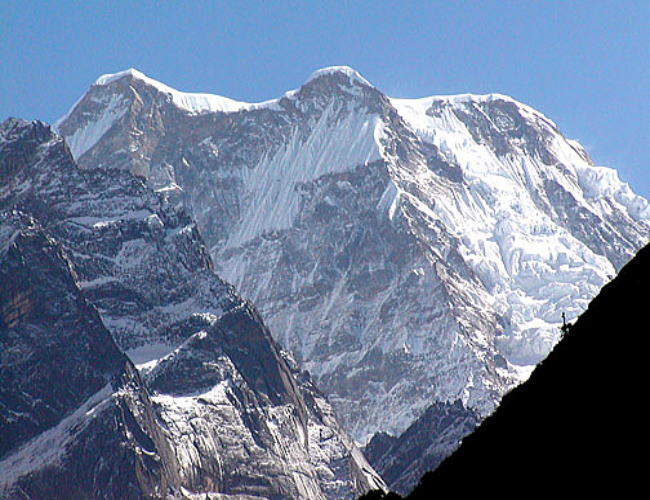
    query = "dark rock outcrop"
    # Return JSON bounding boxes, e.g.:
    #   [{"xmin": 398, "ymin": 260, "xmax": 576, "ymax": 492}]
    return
[
  {"xmin": 365, "ymin": 401, "xmax": 479, "ymax": 495},
  {"xmin": 0, "ymin": 212, "xmax": 181, "ymax": 499},
  {"xmin": 0, "ymin": 118, "xmax": 383, "ymax": 499}
]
